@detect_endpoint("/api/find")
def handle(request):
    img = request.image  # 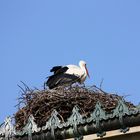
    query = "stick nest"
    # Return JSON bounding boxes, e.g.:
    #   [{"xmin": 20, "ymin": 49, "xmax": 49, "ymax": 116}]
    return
[{"xmin": 14, "ymin": 85, "xmax": 134, "ymax": 130}]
